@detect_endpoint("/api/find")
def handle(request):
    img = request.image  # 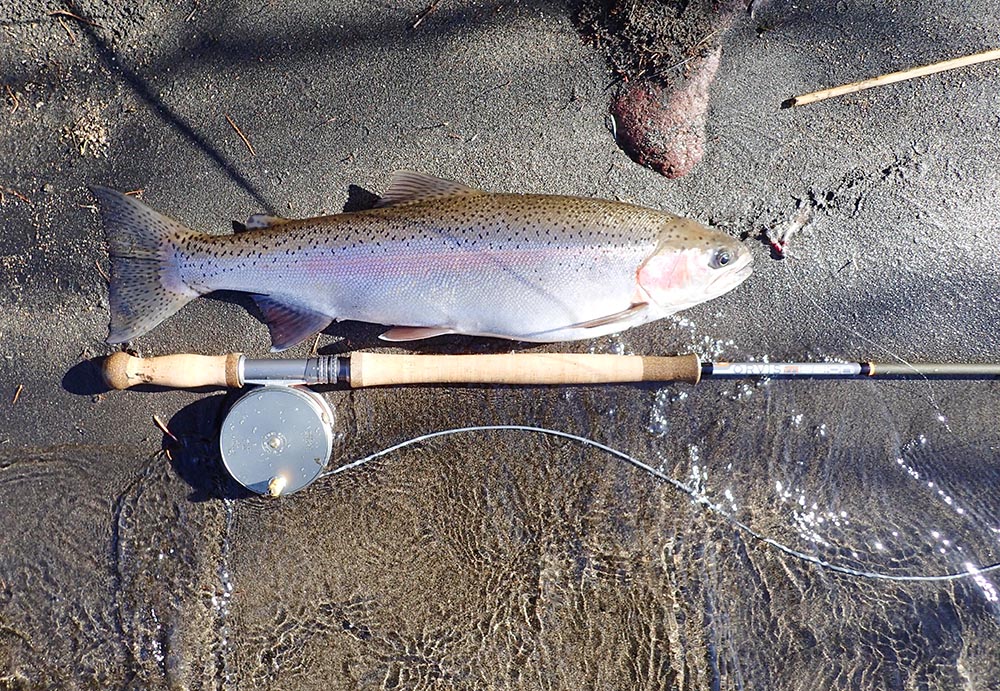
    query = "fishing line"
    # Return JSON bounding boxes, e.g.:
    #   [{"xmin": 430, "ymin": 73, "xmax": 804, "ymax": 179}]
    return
[
  {"xmin": 780, "ymin": 252, "xmax": 999, "ymax": 573},
  {"xmin": 781, "ymin": 254, "xmax": 952, "ymax": 430},
  {"xmin": 319, "ymin": 424, "xmax": 1000, "ymax": 584}
]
